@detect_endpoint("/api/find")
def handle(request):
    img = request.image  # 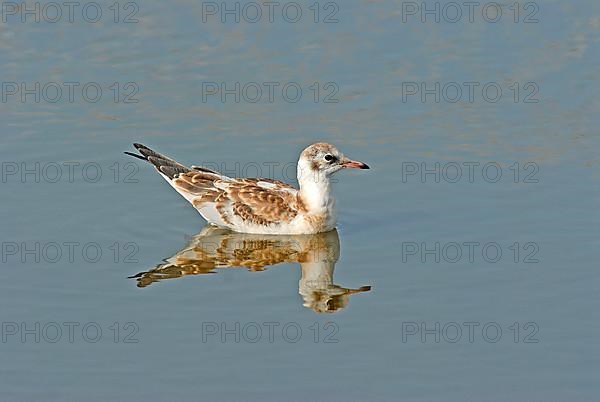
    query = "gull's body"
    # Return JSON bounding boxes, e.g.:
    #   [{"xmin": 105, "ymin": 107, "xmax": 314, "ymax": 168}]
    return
[{"xmin": 126, "ymin": 142, "xmax": 369, "ymax": 234}]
